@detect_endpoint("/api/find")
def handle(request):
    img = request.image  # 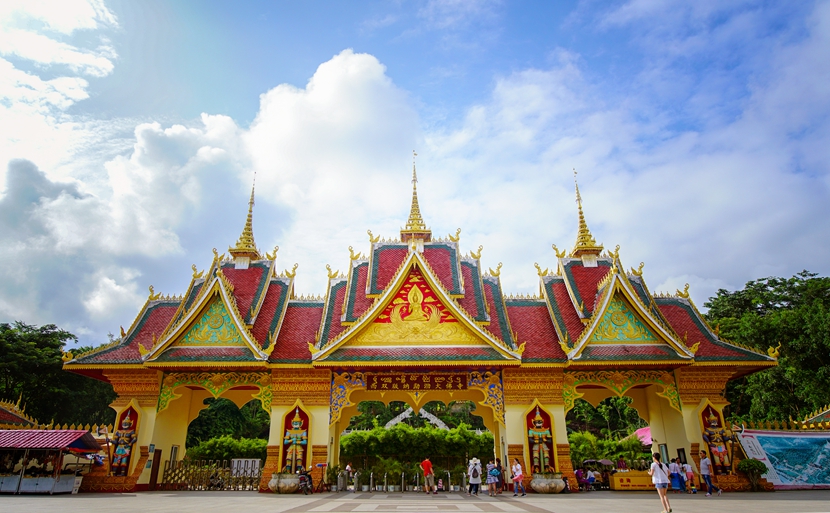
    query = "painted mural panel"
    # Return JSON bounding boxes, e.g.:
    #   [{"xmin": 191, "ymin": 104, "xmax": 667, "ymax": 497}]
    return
[{"xmin": 739, "ymin": 430, "xmax": 830, "ymax": 489}]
